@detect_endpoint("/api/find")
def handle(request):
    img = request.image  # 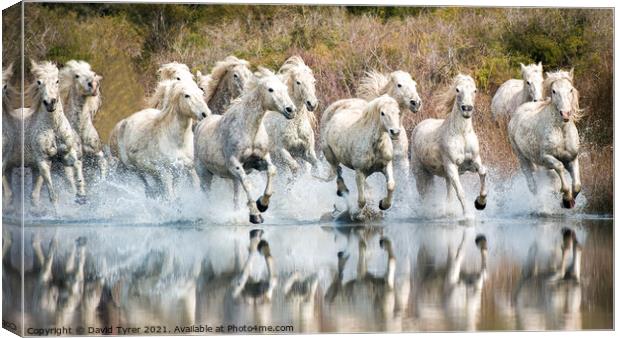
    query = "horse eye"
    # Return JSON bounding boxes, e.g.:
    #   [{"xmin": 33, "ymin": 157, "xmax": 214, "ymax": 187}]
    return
[
  {"xmin": 199, "ymin": 87, "xmax": 204, "ymax": 91},
  {"xmin": 56, "ymin": 80, "xmax": 59, "ymax": 84},
  {"xmin": 456, "ymin": 88, "xmax": 460, "ymax": 93},
  {"xmin": 552, "ymin": 90, "xmax": 556, "ymax": 94},
  {"xmin": 474, "ymin": 89, "xmax": 477, "ymax": 93},
  {"xmin": 37, "ymin": 80, "xmax": 42, "ymax": 85},
  {"xmin": 296, "ymin": 81, "xmax": 301, "ymax": 85},
  {"xmin": 75, "ymin": 75, "xmax": 79, "ymax": 79},
  {"xmin": 268, "ymin": 88, "xmax": 274, "ymax": 93},
  {"xmin": 233, "ymin": 74, "xmax": 239, "ymax": 78},
  {"xmin": 570, "ymin": 88, "xmax": 574, "ymax": 93},
  {"xmin": 397, "ymin": 84, "xmax": 402, "ymax": 88},
  {"xmin": 184, "ymin": 94, "xmax": 190, "ymax": 98},
  {"xmin": 526, "ymin": 81, "xmax": 531, "ymax": 85},
  {"xmin": 176, "ymin": 77, "xmax": 181, "ymax": 81},
  {"xmin": 380, "ymin": 111, "xmax": 385, "ymax": 116}
]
